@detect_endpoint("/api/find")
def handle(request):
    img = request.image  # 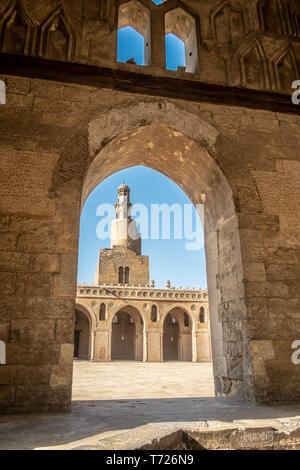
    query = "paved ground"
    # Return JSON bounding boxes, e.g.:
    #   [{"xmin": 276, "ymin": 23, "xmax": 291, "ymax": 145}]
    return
[
  {"xmin": 0, "ymin": 361, "xmax": 299, "ymax": 450},
  {"xmin": 72, "ymin": 360, "xmax": 215, "ymax": 400}
]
